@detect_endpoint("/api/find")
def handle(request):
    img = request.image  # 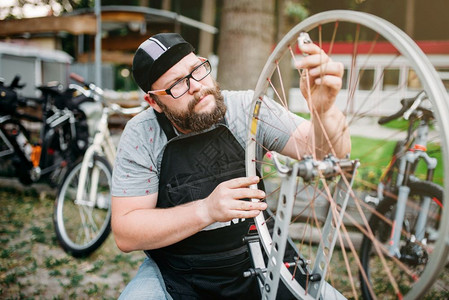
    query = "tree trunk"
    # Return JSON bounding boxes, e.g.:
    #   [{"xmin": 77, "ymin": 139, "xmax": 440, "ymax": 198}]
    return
[
  {"xmin": 216, "ymin": 0, "xmax": 275, "ymax": 90},
  {"xmin": 161, "ymin": 0, "xmax": 171, "ymax": 11},
  {"xmin": 198, "ymin": 0, "xmax": 216, "ymax": 58},
  {"xmin": 404, "ymin": 0, "xmax": 415, "ymax": 37},
  {"xmin": 271, "ymin": 0, "xmax": 308, "ymax": 105}
]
